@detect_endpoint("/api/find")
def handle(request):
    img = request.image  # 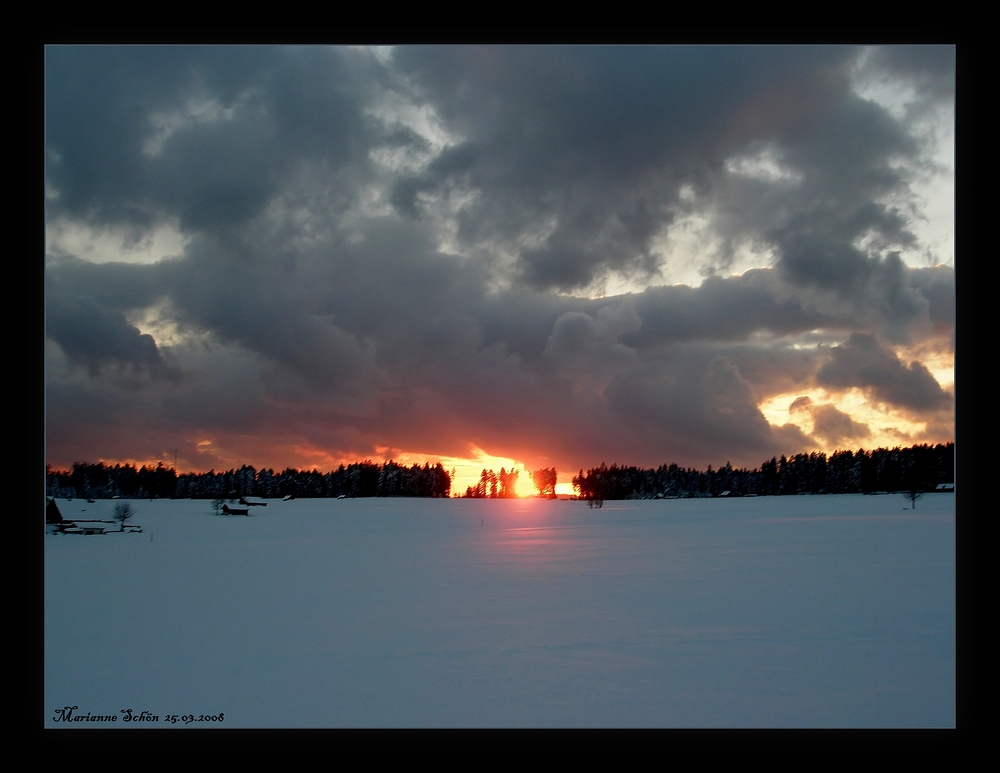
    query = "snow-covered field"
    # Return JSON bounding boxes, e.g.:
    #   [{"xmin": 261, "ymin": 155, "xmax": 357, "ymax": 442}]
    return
[{"xmin": 45, "ymin": 494, "xmax": 954, "ymax": 728}]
